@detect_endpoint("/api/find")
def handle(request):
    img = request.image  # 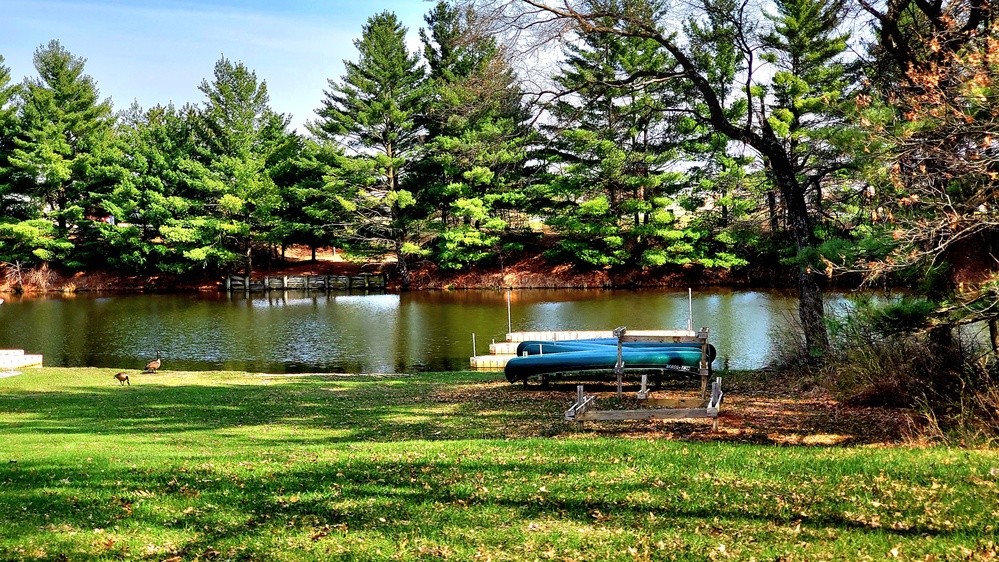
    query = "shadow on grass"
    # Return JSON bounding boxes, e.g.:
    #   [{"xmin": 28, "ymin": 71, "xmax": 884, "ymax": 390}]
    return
[
  {"xmin": 0, "ymin": 448, "xmax": 977, "ymax": 561},
  {"xmin": 0, "ymin": 370, "xmax": 911, "ymax": 447},
  {"xmin": 0, "ymin": 372, "xmax": 991, "ymax": 560},
  {"xmin": 0, "ymin": 373, "xmax": 565, "ymax": 445}
]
